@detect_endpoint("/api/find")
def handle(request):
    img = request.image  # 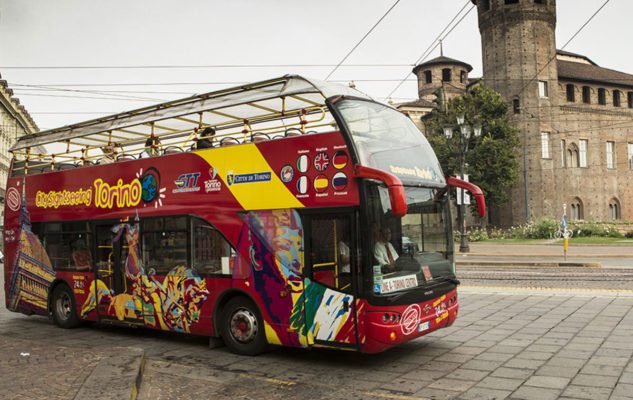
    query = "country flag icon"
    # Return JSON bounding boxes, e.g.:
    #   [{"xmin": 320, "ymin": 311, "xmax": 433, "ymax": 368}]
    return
[
  {"xmin": 314, "ymin": 152, "xmax": 330, "ymax": 172},
  {"xmin": 332, "ymin": 172, "xmax": 348, "ymax": 191},
  {"xmin": 333, "ymin": 151, "xmax": 348, "ymax": 170},
  {"xmin": 297, "ymin": 155, "xmax": 310, "ymax": 173},
  {"xmin": 296, "ymin": 176, "xmax": 309, "ymax": 194},
  {"xmin": 313, "ymin": 174, "xmax": 329, "ymax": 193}
]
